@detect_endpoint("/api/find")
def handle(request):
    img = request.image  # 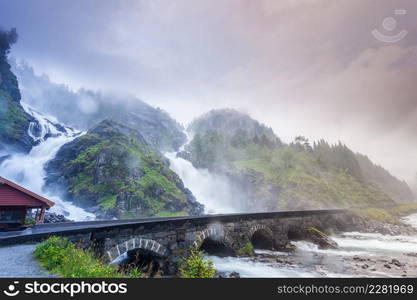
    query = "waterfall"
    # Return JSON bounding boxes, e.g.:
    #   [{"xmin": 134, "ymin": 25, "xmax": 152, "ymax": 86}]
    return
[
  {"xmin": 0, "ymin": 103, "xmax": 94, "ymax": 220},
  {"xmin": 165, "ymin": 131, "xmax": 244, "ymax": 214},
  {"xmin": 165, "ymin": 152, "xmax": 240, "ymax": 214}
]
